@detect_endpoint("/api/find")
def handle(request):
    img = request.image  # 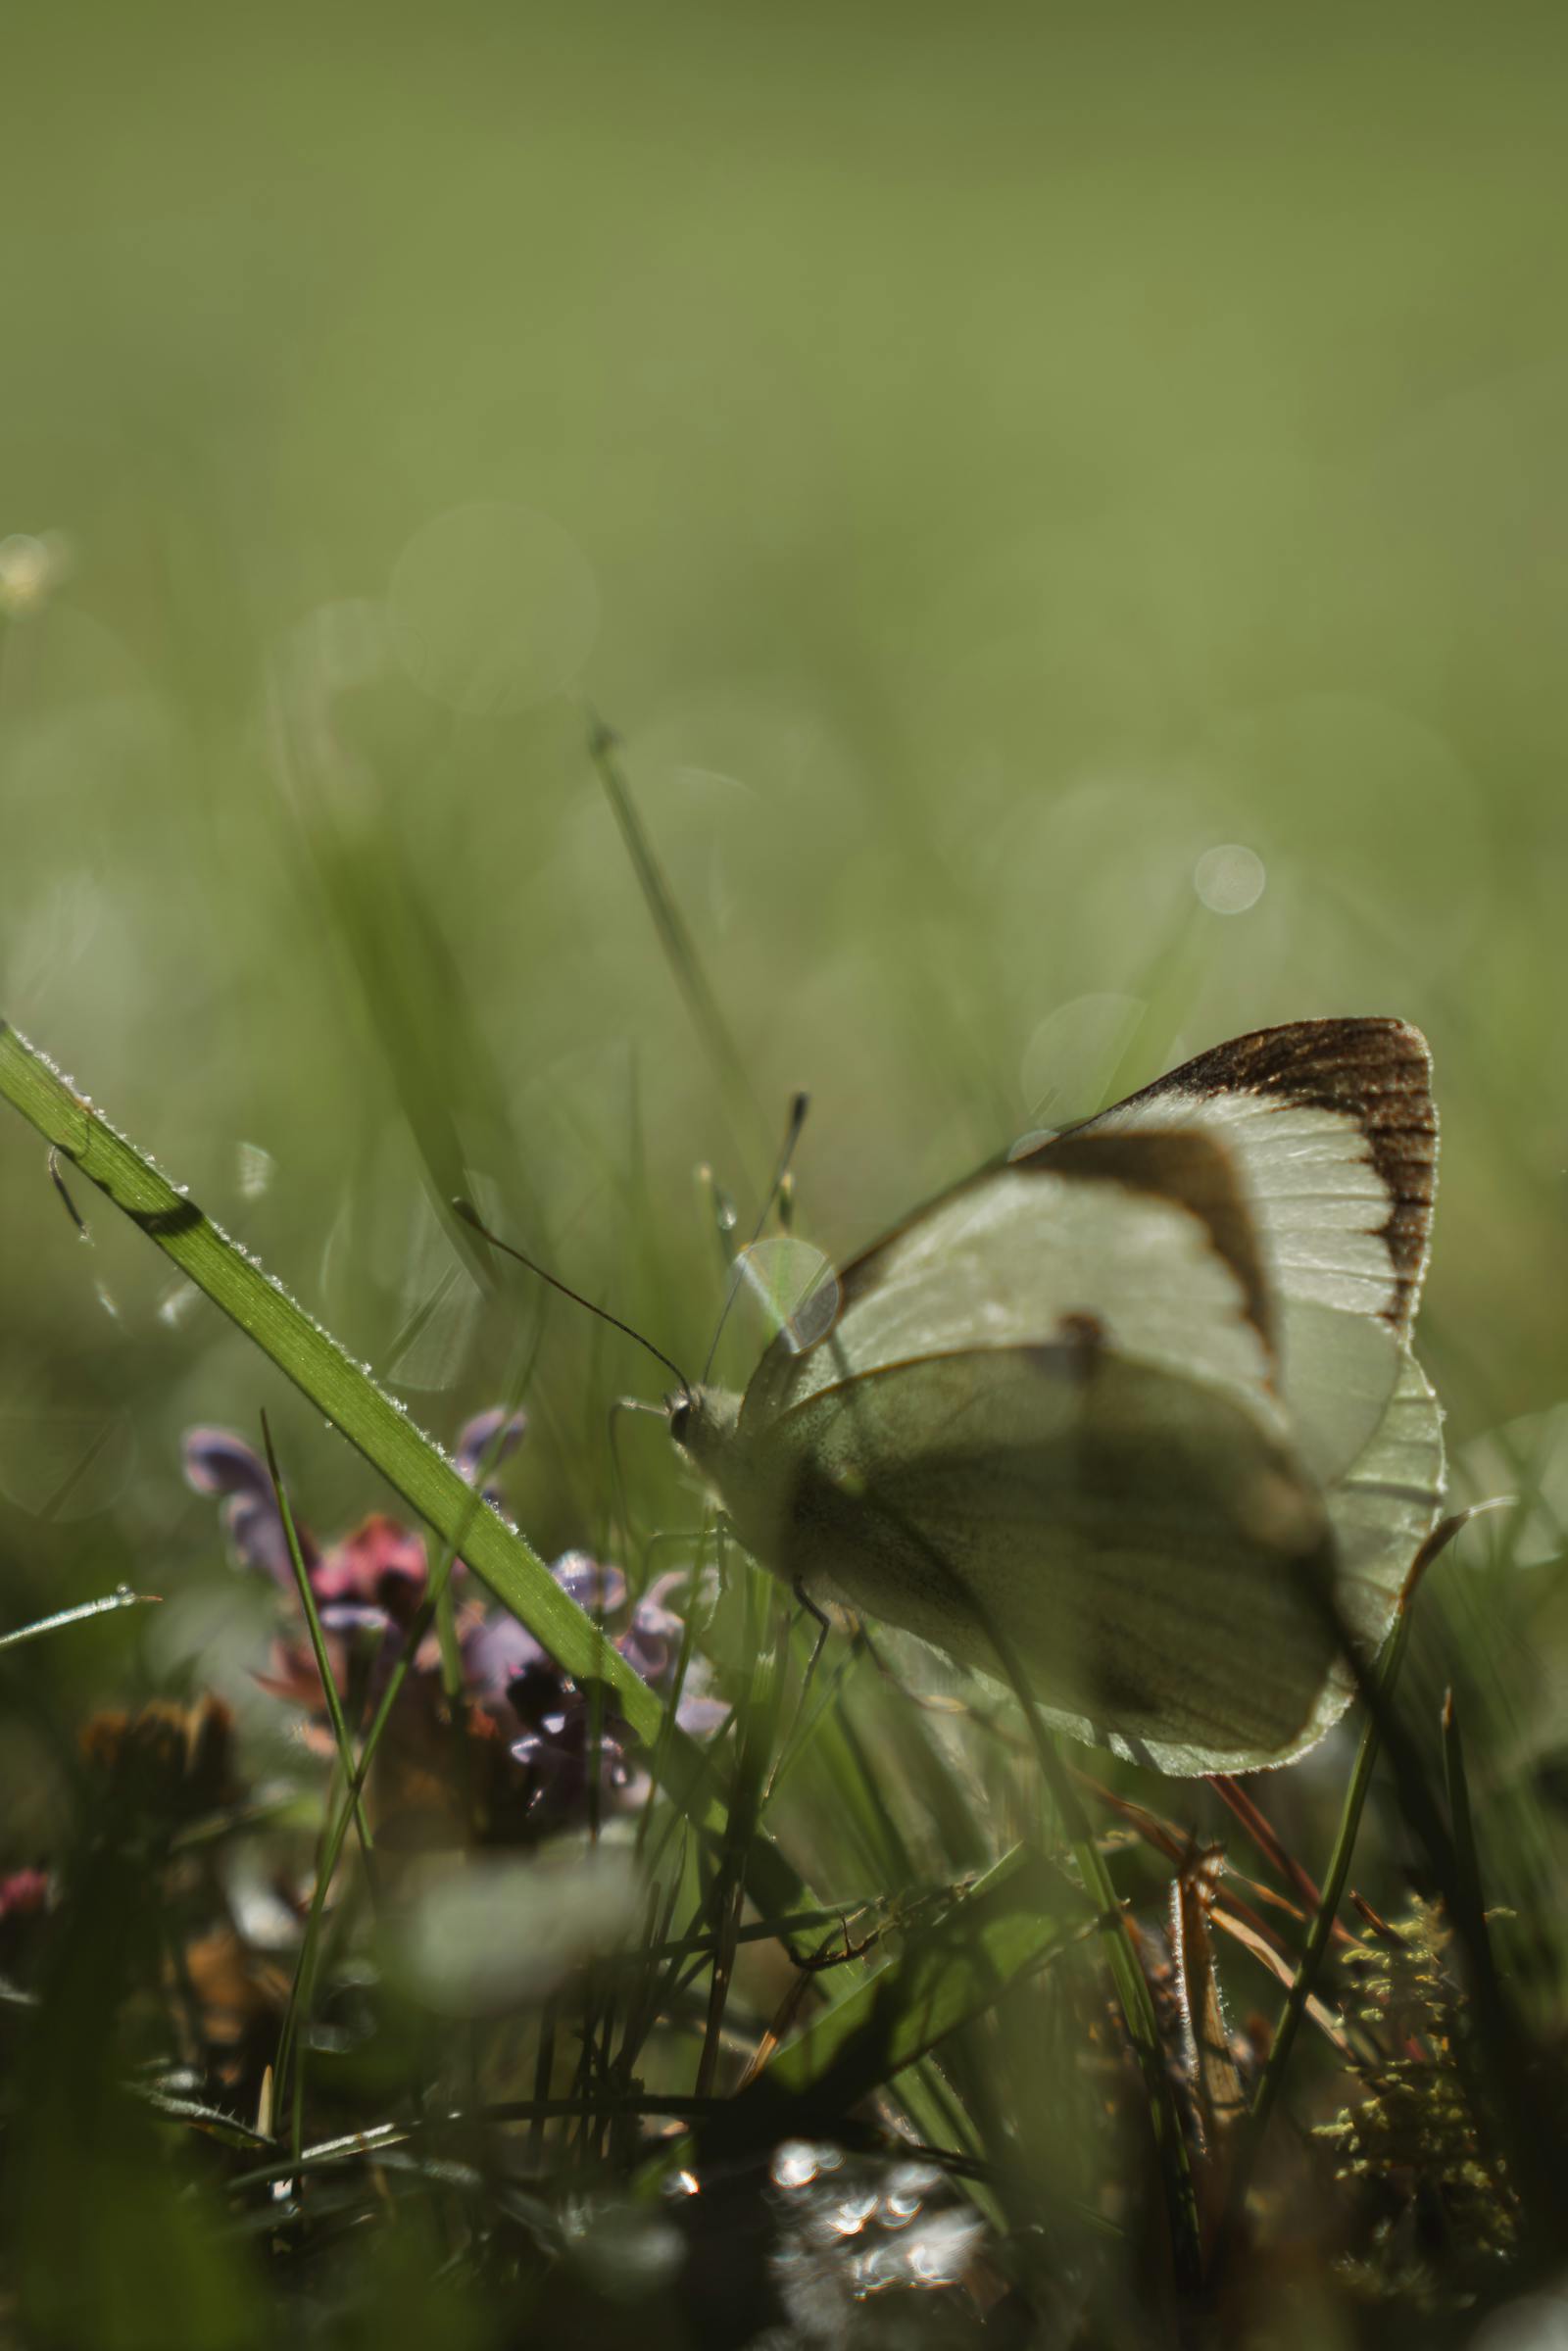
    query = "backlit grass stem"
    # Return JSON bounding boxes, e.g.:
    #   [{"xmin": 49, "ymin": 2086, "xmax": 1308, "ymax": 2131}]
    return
[{"xmin": 260, "ymin": 1412, "xmax": 373, "ymax": 1867}]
